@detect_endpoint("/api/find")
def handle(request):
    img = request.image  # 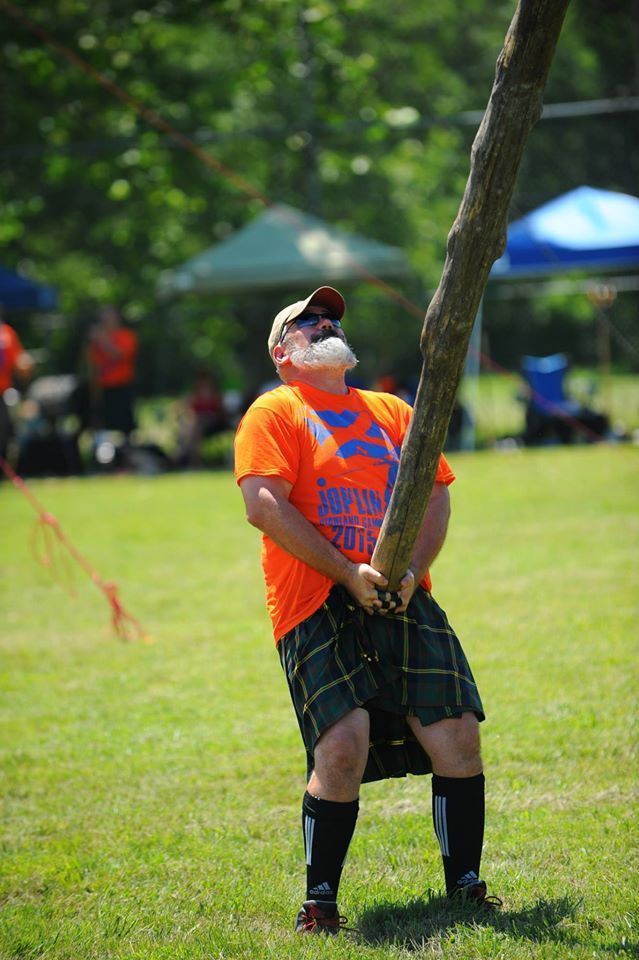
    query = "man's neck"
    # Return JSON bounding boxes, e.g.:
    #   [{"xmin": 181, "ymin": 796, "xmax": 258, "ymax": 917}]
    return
[{"xmin": 285, "ymin": 366, "xmax": 350, "ymax": 395}]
